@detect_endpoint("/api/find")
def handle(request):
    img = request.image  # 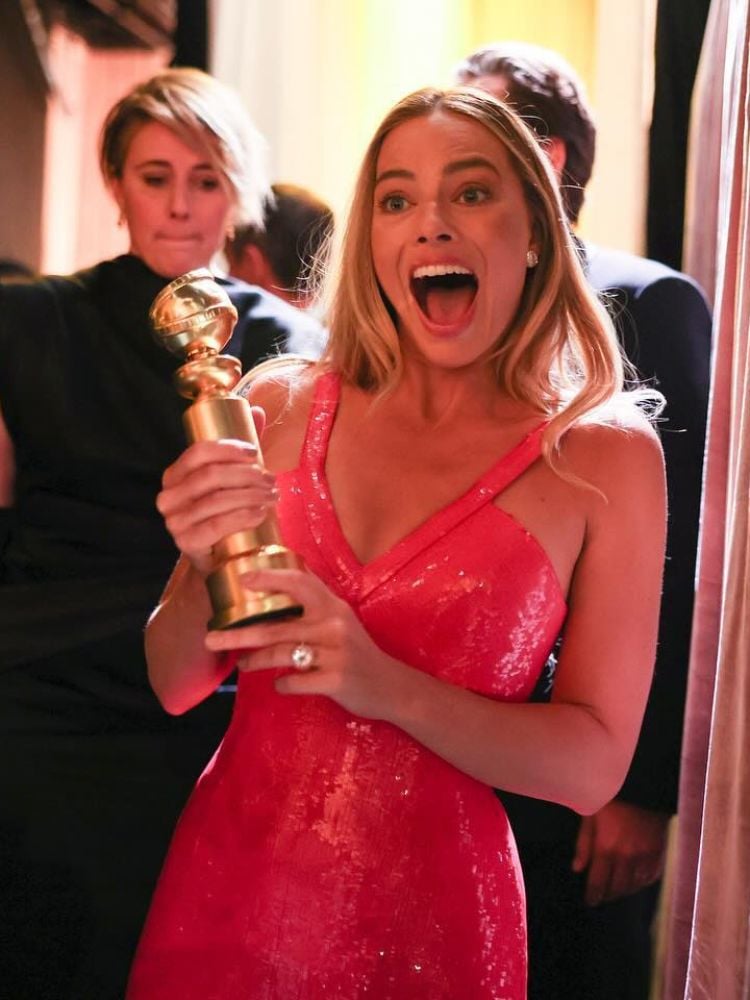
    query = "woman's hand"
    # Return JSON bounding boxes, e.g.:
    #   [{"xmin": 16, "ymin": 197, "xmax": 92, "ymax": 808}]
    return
[
  {"xmin": 572, "ymin": 801, "xmax": 669, "ymax": 905},
  {"xmin": 204, "ymin": 568, "xmax": 413, "ymax": 720},
  {"xmin": 156, "ymin": 437, "xmax": 277, "ymax": 575}
]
